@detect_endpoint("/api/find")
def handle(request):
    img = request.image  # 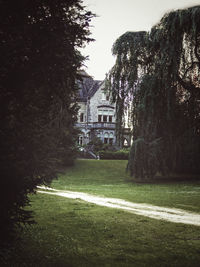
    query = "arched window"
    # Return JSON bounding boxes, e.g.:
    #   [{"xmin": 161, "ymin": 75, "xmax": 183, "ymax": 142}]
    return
[
  {"xmin": 104, "ymin": 132, "xmax": 109, "ymax": 144},
  {"xmin": 79, "ymin": 136, "xmax": 83, "ymax": 145},
  {"xmin": 109, "ymin": 132, "xmax": 114, "ymax": 145},
  {"xmin": 123, "ymin": 138, "xmax": 128, "ymax": 147}
]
